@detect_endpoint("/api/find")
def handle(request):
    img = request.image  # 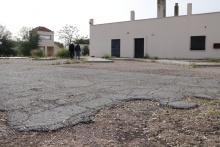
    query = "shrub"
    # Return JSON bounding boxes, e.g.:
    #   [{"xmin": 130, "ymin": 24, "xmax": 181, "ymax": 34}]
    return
[
  {"xmin": 102, "ymin": 53, "xmax": 111, "ymax": 59},
  {"xmin": 55, "ymin": 48, "xmax": 70, "ymax": 58},
  {"xmin": 82, "ymin": 45, "xmax": 89, "ymax": 56},
  {"xmin": 31, "ymin": 49, "xmax": 45, "ymax": 58}
]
